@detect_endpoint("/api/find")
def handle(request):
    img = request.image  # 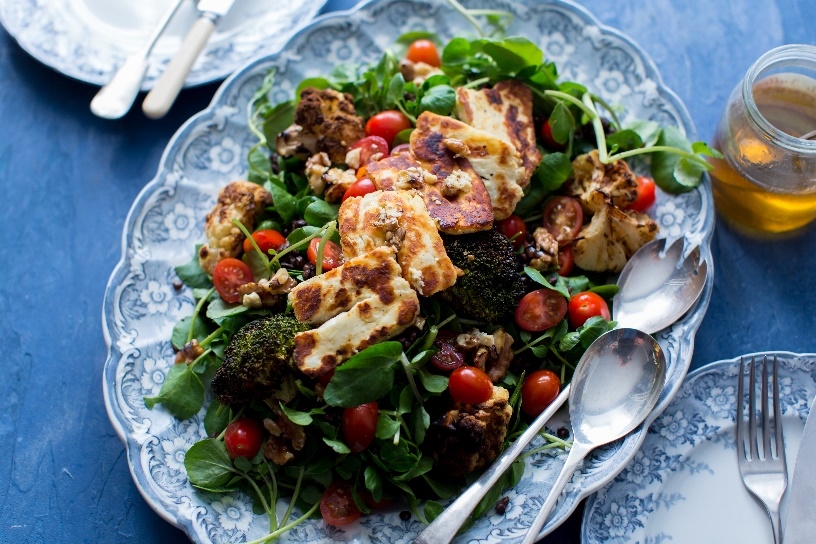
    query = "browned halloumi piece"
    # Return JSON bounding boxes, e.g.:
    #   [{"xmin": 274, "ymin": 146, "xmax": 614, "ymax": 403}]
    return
[
  {"xmin": 455, "ymin": 80, "xmax": 541, "ymax": 186},
  {"xmin": 198, "ymin": 181, "xmax": 272, "ymax": 274},
  {"xmin": 338, "ymin": 190, "xmax": 458, "ymax": 296}
]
